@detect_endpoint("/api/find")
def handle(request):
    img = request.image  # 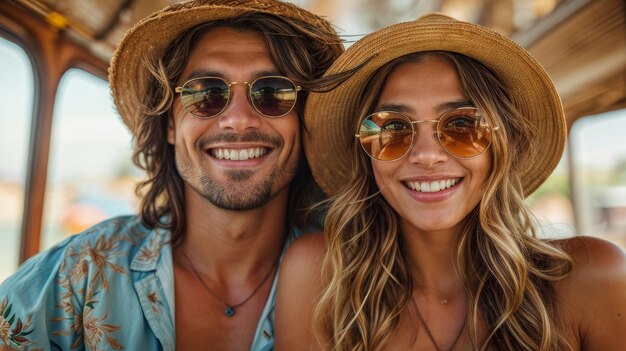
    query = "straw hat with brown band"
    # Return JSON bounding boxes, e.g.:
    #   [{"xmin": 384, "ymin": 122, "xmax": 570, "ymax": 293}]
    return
[
  {"xmin": 304, "ymin": 13, "xmax": 566, "ymax": 198},
  {"xmin": 109, "ymin": 0, "xmax": 343, "ymax": 136}
]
